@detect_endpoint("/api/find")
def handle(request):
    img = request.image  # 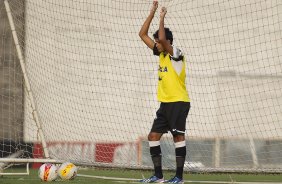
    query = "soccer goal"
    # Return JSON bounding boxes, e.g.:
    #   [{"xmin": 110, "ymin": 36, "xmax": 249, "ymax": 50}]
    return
[{"xmin": 1, "ymin": 0, "xmax": 282, "ymax": 174}]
